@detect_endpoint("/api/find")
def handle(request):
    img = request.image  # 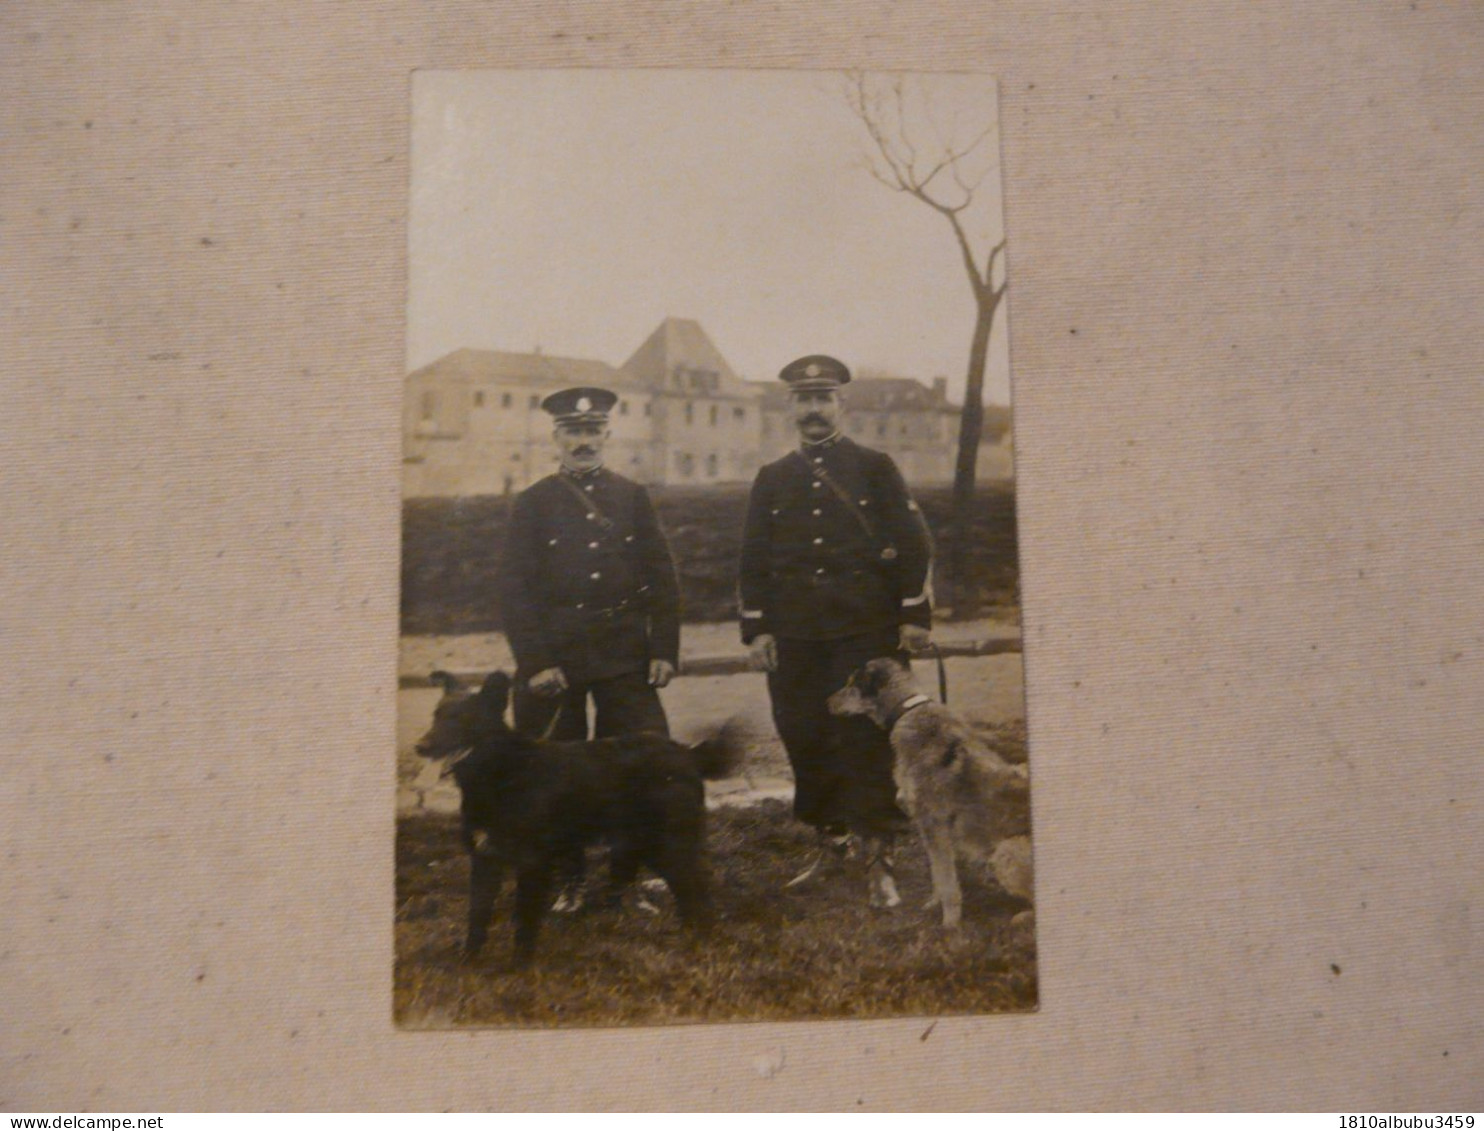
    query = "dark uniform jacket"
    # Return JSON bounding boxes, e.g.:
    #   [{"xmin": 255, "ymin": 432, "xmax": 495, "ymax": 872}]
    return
[
  {"xmin": 738, "ymin": 435, "xmax": 933, "ymax": 643},
  {"xmin": 499, "ymin": 468, "xmax": 680, "ymax": 685}
]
